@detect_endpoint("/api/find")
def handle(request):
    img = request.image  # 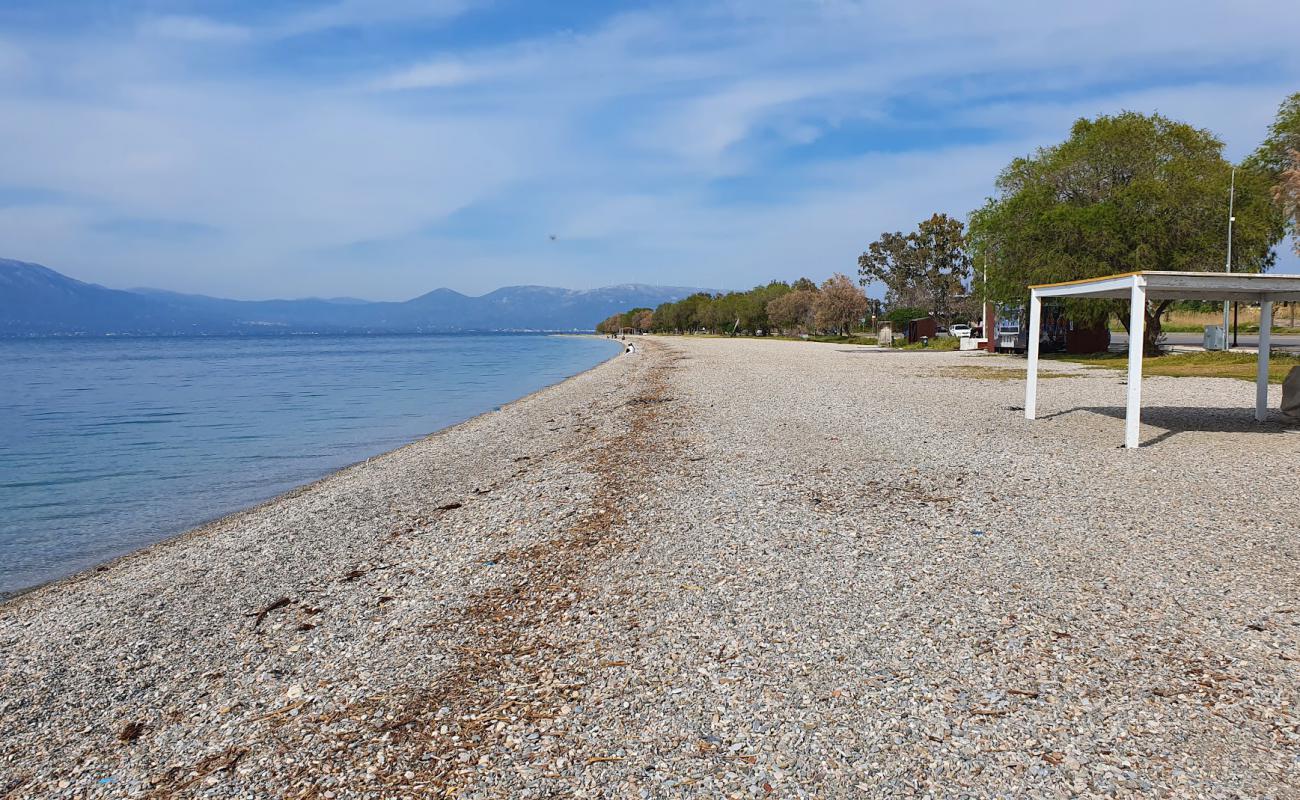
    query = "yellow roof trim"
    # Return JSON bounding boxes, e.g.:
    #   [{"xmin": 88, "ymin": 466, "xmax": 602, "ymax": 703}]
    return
[{"xmin": 1029, "ymin": 271, "xmax": 1143, "ymax": 290}]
